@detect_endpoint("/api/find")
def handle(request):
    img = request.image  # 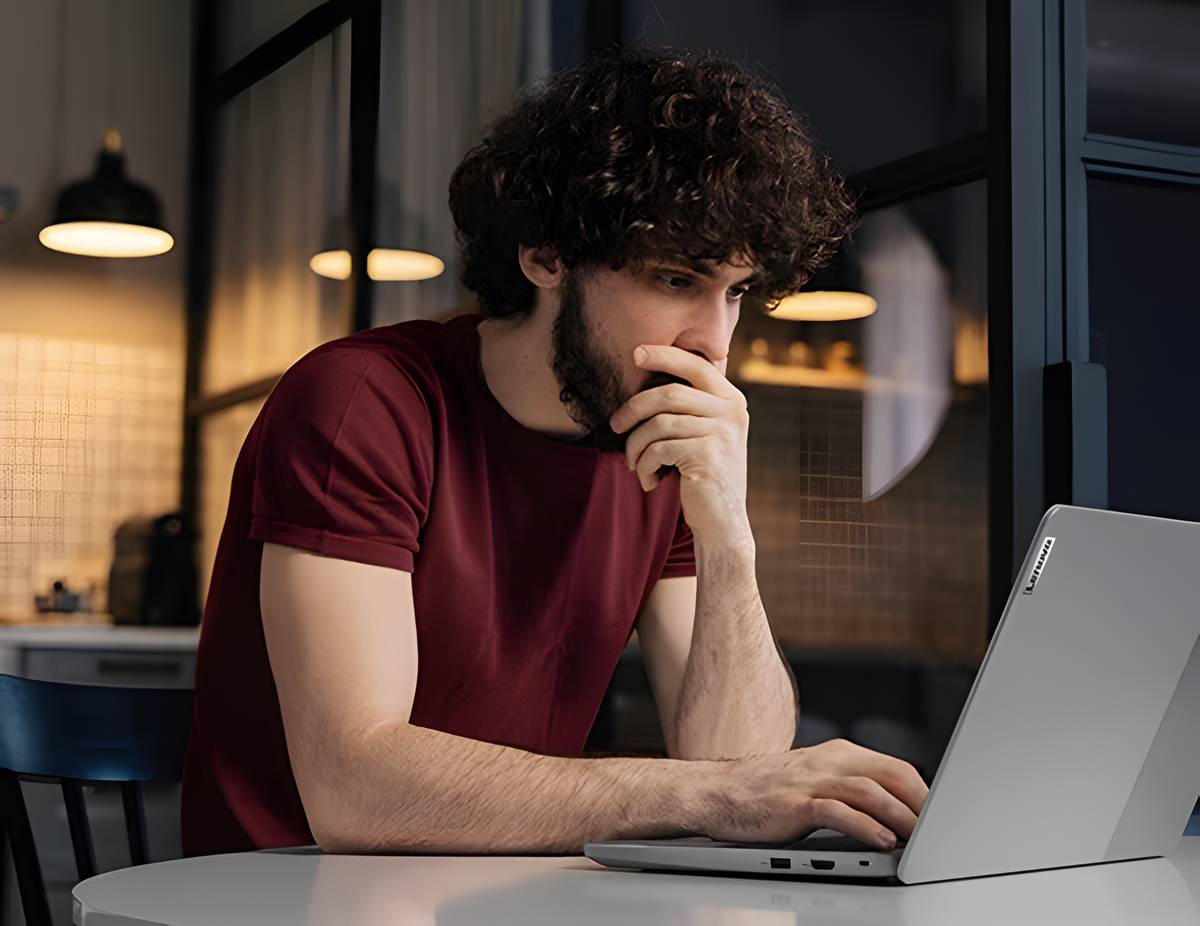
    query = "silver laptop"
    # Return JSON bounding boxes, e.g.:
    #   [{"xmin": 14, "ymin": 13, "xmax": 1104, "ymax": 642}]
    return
[{"xmin": 586, "ymin": 505, "xmax": 1200, "ymax": 883}]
